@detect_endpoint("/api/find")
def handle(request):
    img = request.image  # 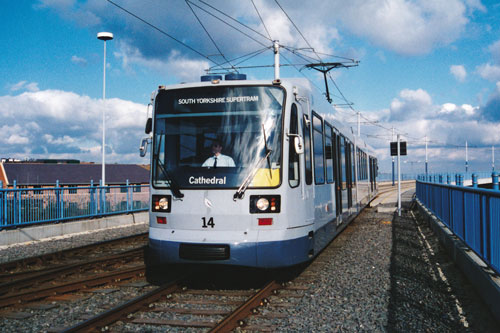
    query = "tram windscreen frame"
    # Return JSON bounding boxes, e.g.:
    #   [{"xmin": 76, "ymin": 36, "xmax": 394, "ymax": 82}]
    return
[{"xmin": 152, "ymin": 85, "xmax": 284, "ymax": 189}]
